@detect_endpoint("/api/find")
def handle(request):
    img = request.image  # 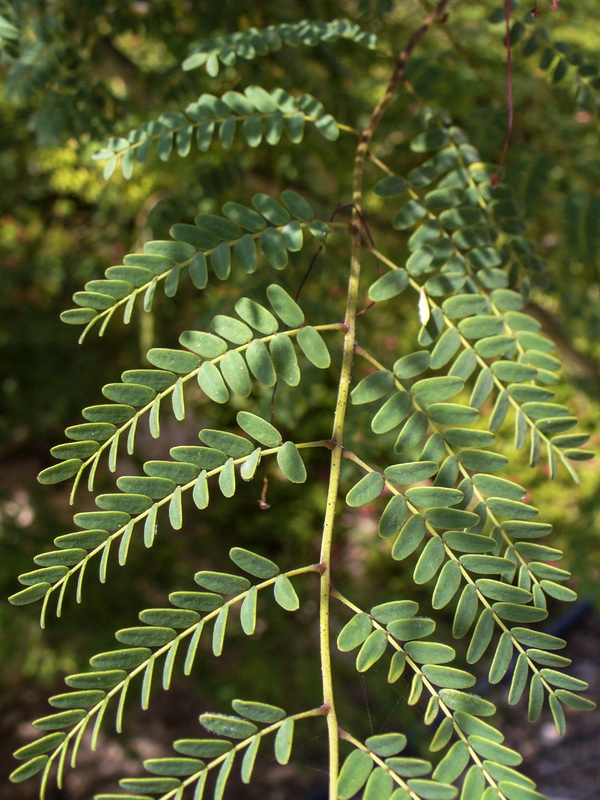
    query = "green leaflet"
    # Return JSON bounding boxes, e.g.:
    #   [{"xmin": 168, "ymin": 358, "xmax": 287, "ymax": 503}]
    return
[
  {"xmin": 147, "ymin": 348, "xmax": 199, "ymax": 373},
  {"xmin": 472, "ymin": 474, "xmax": 526, "ymax": 501},
  {"xmin": 123, "ymin": 368, "xmax": 176, "ymax": 391},
  {"xmin": 395, "ymin": 351, "xmax": 432, "ymax": 379},
  {"xmin": 170, "ymin": 591, "xmax": 222, "ymax": 613},
  {"xmin": 387, "ymin": 757, "xmax": 431, "ymax": 777},
  {"xmin": 65, "ymin": 670, "xmax": 126, "ymax": 689},
  {"xmin": 406, "ymin": 486, "xmax": 463, "ymax": 508},
  {"xmin": 274, "ymin": 717, "xmax": 294, "ymax": 764},
  {"xmin": 337, "ymin": 749, "xmax": 373, "ymax": 800},
  {"xmin": 427, "ymin": 403, "xmax": 479, "ymax": 426},
  {"xmin": 346, "ymin": 472, "xmax": 384, "ymax": 507},
  {"xmin": 74, "ymin": 510, "xmax": 131, "ymax": 530},
  {"xmin": 365, "ymin": 732, "xmax": 407, "ymax": 756},
  {"xmin": 459, "ymin": 449, "xmax": 508, "ymax": 472},
  {"xmin": 363, "ymin": 767, "xmax": 394, "ymax": 799},
  {"xmin": 395, "ymin": 411, "xmax": 428, "ymax": 453},
  {"xmin": 33, "ymin": 709, "xmax": 87, "ymax": 730},
  {"xmin": 432, "ymin": 561, "xmax": 461, "ymax": 609},
  {"xmin": 371, "ymin": 391, "xmax": 412, "ymax": 434},
  {"xmin": 487, "ymin": 498, "xmax": 538, "ymax": 519},
  {"xmin": 144, "ymin": 756, "xmax": 204, "ymax": 776},
  {"xmin": 430, "ymin": 328, "xmax": 461, "ymax": 369},
  {"xmin": 442, "ymin": 294, "xmax": 490, "ymax": 318},
  {"xmin": 232, "ymin": 699, "xmax": 285, "ymax": 723},
  {"xmin": 265, "ymin": 284, "xmax": 304, "ymax": 326},
  {"xmin": 369, "ymin": 269, "xmax": 409, "ymax": 301},
  {"xmin": 444, "ymin": 427, "xmax": 497, "ymax": 450},
  {"xmin": 198, "ymin": 429, "xmax": 253, "ymax": 457},
  {"xmin": 241, "ymin": 738, "xmax": 260, "ymax": 783},
  {"xmin": 432, "ymin": 741, "xmax": 470, "ymax": 784},
  {"xmin": 230, "ymin": 547, "xmax": 279, "ymax": 578},
  {"xmin": 425, "ymin": 507, "xmax": 479, "ymax": 529},
  {"xmin": 394, "ymin": 198, "xmax": 427, "ymax": 229},
  {"xmin": 116, "ymin": 476, "xmax": 174, "ymax": 499},
  {"xmin": 240, "ymin": 448, "xmax": 261, "ymax": 481},
  {"xmin": 116, "ymin": 626, "xmax": 176, "ymax": 647},
  {"xmin": 388, "ymin": 651, "xmax": 407, "ymax": 683},
  {"xmin": 371, "ymin": 600, "xmax": 418, "ymax": 623},
  {"xmin": 38, "ymin": 459, "xmax": 83, "ymax": 485},
  {"xmin": 466, "ymin": 609, "xmax": 495, "ymax": 663},
  {"xmin": 460, "ymin": 554, "xmax": 515, "ymax": 576},
  {"xmin": 198, "ymin": 361, "xmax": 229, "ymax": 404},
  {"xmin": 469, "ymin": 736, "xmax": 522, "ymax": 767},
  {"xmin": 195, "ymin": 571, "xmax": 250, "ymax": 595},
  {"xmin": 90, "ymin": 647, "xmax": 151, "ymax": 669},
  {"xmin": 119, "ymin": 777, "xmax": 183, "ymax": 793},
  {"xmin": 421, "ymin": 664, "xmax": 475, "ymax": 689},
  {"xmin": 443, "ymin": 532, "xmax": 495, "ymax": 554},
  {"xmin": 240, "ymin": 587, "xmax": 257, "ymax": 635},
  {"xmin": 270, "ymin": 334, "xmax": 300, "ymax": 385},
  {"xmin": 246, "ymin": 339, "xmax": 277, "ymax": 386},
  {"xmin": 9, "ymin": 756, "xmax": 49, "ymax": 783},
  {"xmin": 392, "ymin": 515, "xmax": 426, "ymax": 560},
  {"xmin": 384, "ymin": 461, "xmax": 438, "ymax": 485},
  {"xmin": 145, "ymin": 460, "xmax": 198, "ymax": 483},
  {"xmin": 337, "ymin": 613, "xmax": 372, "ymax": 652},
  {"xmin": 351, "ymin": 370, "xmax": 395, "ymax": 404},
  {"xmin": 356, "ymin": 629, "xmax": 387, "ymax": 672},
  {"xmin": 439, "ymin": 689, "xmax": 495, "ymax": 717},
  {"xmin": 273, "ymin": 574, "xmax": 299, "ymax": 611},
  {"xmin": 378, "ymin": 495, "xmax": 409, "ymax": 538},
  {"xmin": 413, "ymin": 538, "xmax": 445, "ymax": 584},
  {"xmin": 297, "ymin": 326, "xmax": 331, "ymax": 368},
  {"xmin": 237, "ymin": 411, "xmax": 281, "ymax": 447},
  {"xmin": 459, "ymin": 765, "xmax": 486, "ymax": 800},
  {"xmin": 200, "ymin": 713, "xmax": 257, "ymax": 739},
  {"xmin": 404, "ymin": 641, "xmax": 455, "ymax": 664},
  {"xmin": 277, "ymin": 441, "xmax": 307, "ymax": 483},
  {"xmin": 172, "ymin": 446, "xmax": 227, "ymax": 469},
  {"xmin": 181, "ymin": 330, "xmax": 227, "ymax": 358},
  {"xmin": 412, "ymin": 376, "xmax": 464, "ymax": 406},
  {"xmin": 259, "ymin": 227, "xmax": 288, "ymax": 269},
  {"xmin": 212, "ymin": 314, "xmax": 253, "ymax": 344},
  {"xmin": 50, "ymin": 440, "xmax": 100, "ymax": 459},
  {"xmin": 139, "ymin": 608, "xmax": 199, "ymax": 628},
  {"xmin": 387, "ymin": 617, "xmax": 436, "ymax": 641},
  {"xmin": 13, "ymin": 732, "xmax": 66, "ymax": 761},
  {"xmin": 374, "ymin": 176, "xmax": 407, "ymax": 197}
]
